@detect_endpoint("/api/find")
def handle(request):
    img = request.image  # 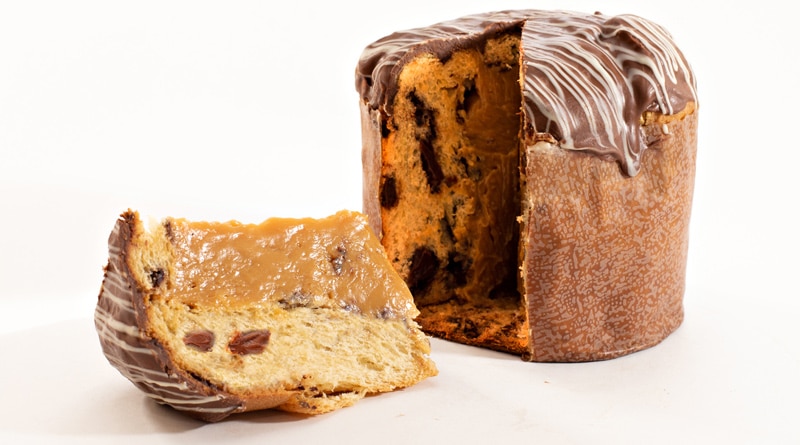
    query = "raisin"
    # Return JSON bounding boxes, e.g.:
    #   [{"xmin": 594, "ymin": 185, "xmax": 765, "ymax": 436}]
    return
[
  {"xmin": 148, "ymin": 268, "xmax": 165, "ymax": 288},
  {"xmin": 407, "ymin": 247, "xmax": 439, "ymax": 296},
  {"xmin": 380, "ymin": 175, "xmax": 398, "ymax": 209},
  {"xmin": 228, "ymin": 330, "xmax": 271, "ymax": 355},
  {"xmin": 183, "ymin": 330, "xmax": 215, "ymax": 352}
]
